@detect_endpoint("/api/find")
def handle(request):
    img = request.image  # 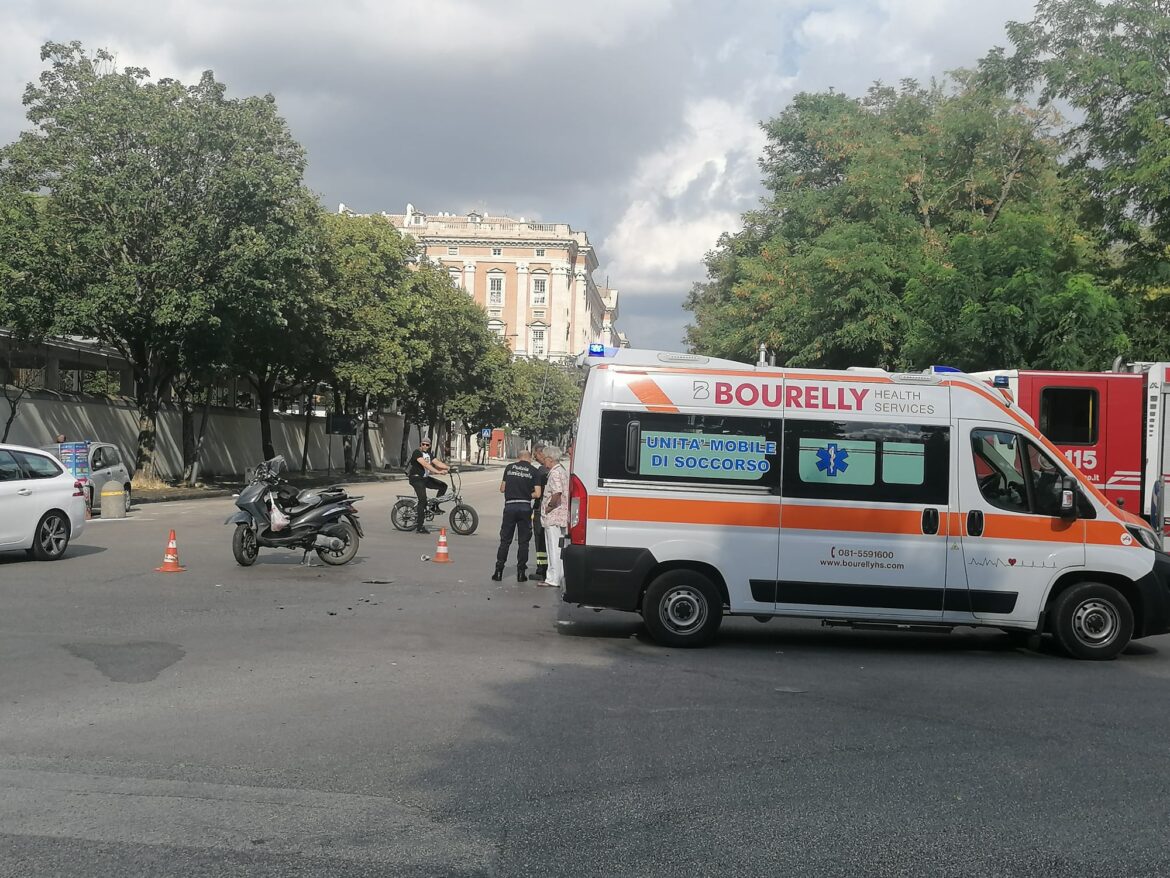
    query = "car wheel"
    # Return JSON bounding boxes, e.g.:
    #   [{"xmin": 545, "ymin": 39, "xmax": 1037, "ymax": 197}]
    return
[
  {"xmin": 29, "ymin": 511, "xmax": 71, "ymax": 561},
  {"xmin": 641, "ymin": 569, "xmax": 723, "ymax": 647},
  {"xmin": 1051, "ymin": 582, "xmax": 1134, "ymax": 661}
]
